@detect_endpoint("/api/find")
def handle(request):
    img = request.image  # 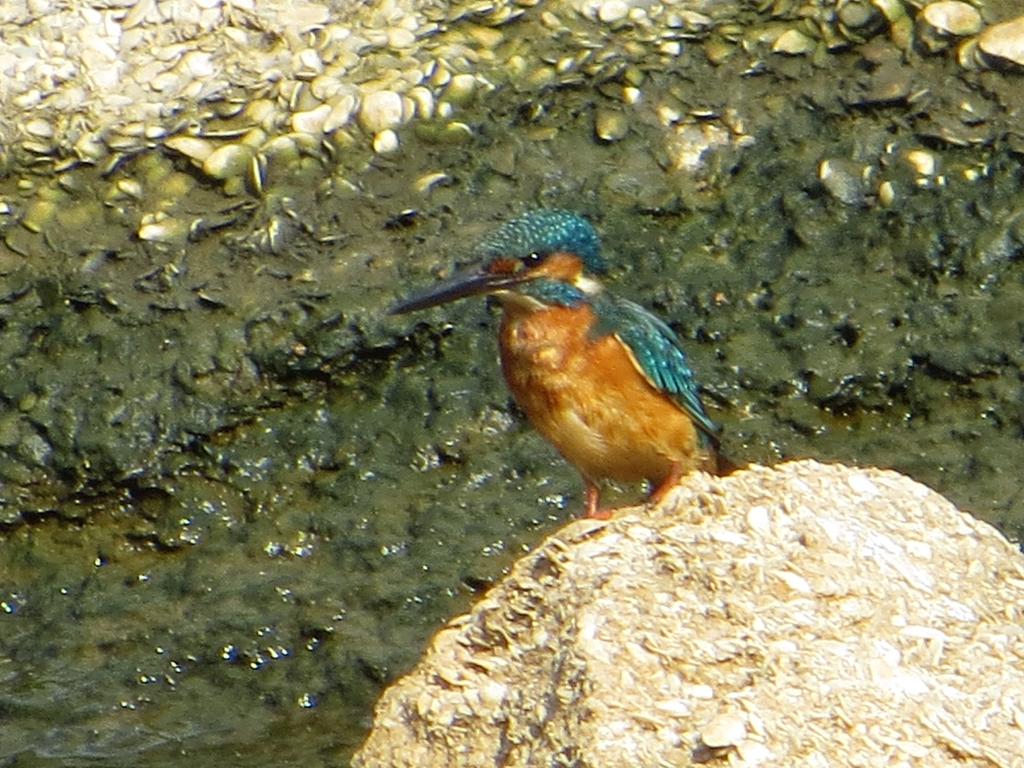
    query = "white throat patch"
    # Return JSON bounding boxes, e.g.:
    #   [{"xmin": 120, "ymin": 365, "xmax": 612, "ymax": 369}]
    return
[{"xmin": 575, "ymin": 275, "xmax": 603, "ymax": 296}]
